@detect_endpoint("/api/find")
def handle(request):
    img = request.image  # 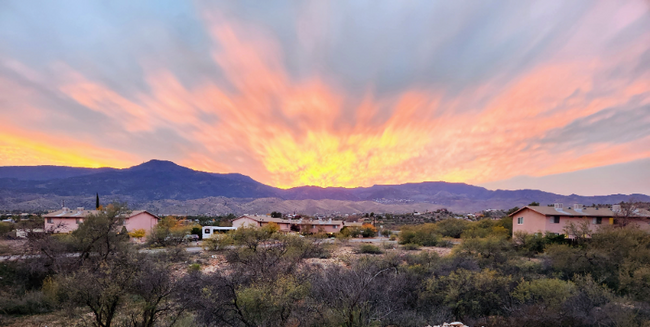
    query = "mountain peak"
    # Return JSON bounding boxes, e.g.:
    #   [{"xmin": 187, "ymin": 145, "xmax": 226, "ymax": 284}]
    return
[{"xmin": 128, "ymin": 159, "xmax": 190, "ymax": 172}]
